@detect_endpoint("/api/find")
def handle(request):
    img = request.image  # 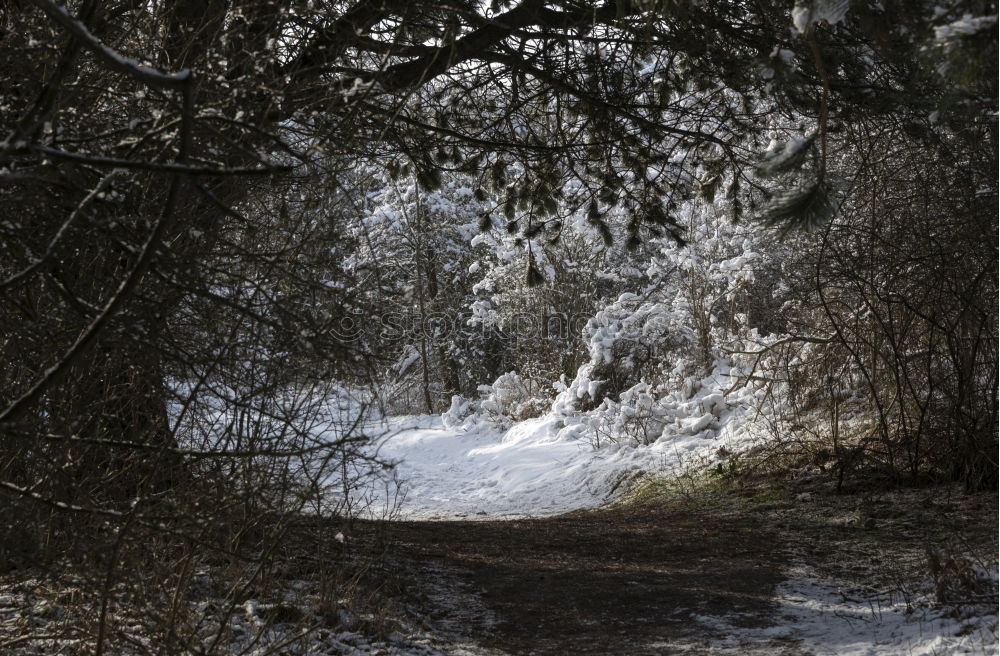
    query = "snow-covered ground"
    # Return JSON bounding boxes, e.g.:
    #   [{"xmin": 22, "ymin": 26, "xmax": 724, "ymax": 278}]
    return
[
  {"xmin": 351, "ymin": 412, "xmax": 742, "ymax": 520},
  {"xmin": 347, "ymin": 363, "xmax": 769, "ymax": 520},
  {"xmin": 691, "ymin": 565, "xmax": 999, "ymax": 656}
]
